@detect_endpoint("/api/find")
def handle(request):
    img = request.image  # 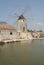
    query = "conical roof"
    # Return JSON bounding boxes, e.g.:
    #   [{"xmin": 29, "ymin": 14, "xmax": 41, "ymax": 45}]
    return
[{"xmin": 18, "ymin": 15, "xmax": 25, "ymax": 20}]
